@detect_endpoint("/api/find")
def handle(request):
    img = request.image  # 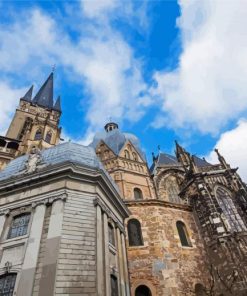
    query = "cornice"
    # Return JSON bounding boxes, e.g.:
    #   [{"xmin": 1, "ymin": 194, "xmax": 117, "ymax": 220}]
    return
[{"xmin": 124, "ymin": 199, "xmax": 192, "ymax": 211}]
